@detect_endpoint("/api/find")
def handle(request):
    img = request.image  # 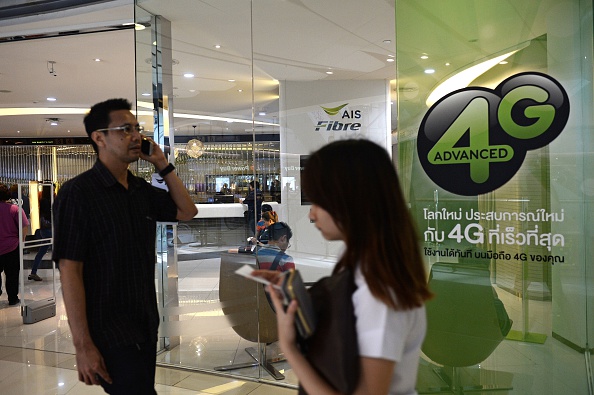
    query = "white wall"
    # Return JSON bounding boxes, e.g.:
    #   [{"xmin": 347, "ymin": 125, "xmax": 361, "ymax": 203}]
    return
[{"xmin": 277, "ymin": 79, "xmax": 391, "ymax": 261}]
